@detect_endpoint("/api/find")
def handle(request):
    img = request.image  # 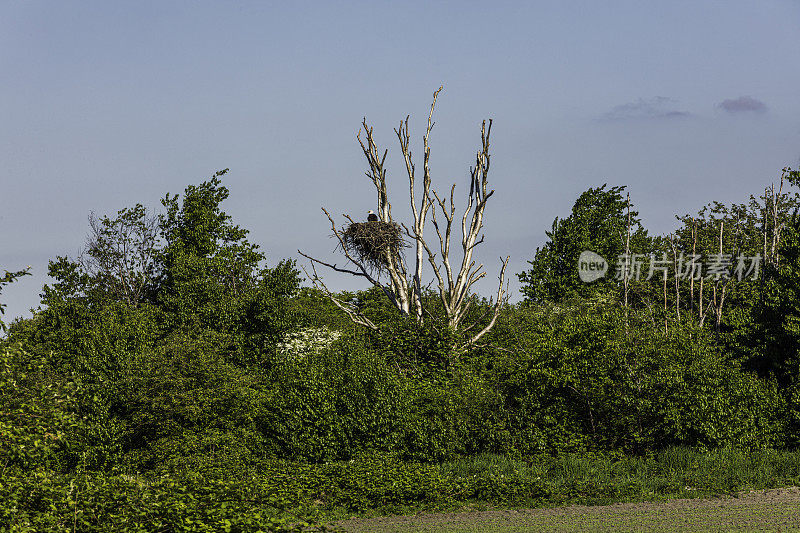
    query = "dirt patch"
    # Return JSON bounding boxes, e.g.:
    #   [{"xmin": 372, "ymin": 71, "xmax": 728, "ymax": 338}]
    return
[{"xmin": 333, "ymin": 488, "xmax": 800, "ymax": 532}]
